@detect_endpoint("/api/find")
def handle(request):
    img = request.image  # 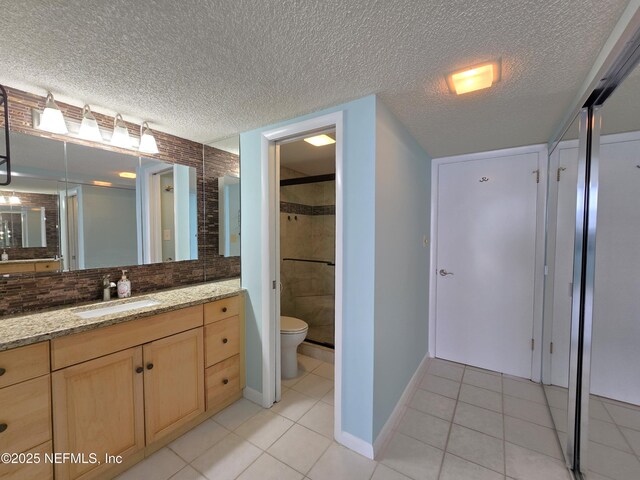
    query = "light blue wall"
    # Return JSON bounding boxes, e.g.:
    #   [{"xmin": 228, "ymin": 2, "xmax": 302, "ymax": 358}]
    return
[
  {"xmin": 372, "ymin": 99, "xmax": 431, "ymax": 439},
  {"xmin": 240, "ymin": 95, "xmax": 431, "ymax": 446},
  {"xmin": 240, "ymin": 95, "xmax": 377, "ymax": 442}
]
